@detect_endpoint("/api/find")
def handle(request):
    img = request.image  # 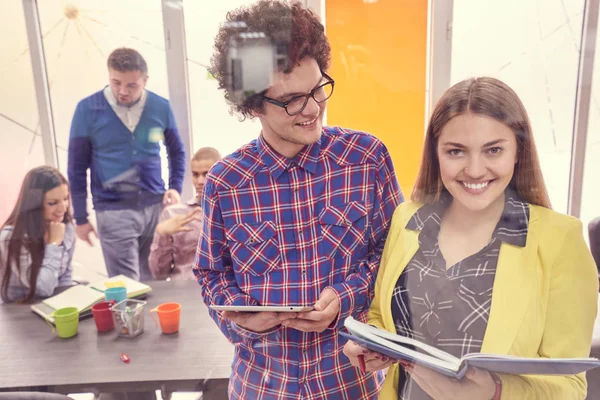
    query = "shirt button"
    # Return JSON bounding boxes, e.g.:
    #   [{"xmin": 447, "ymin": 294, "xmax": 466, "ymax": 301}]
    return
[{"xmin": 298, "ymin": 230, "xmax": 302, "ymax": 236}]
